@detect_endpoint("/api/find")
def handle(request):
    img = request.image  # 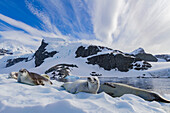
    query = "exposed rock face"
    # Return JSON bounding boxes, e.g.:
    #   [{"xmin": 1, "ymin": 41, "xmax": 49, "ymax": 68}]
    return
[
  {"xmin": 130, "ymin": 48, "xmax": 158, "ymax": 62},
  {"xmin": 133, "ymin": 61, "xmax": 152, "ymax": 70},
  {"xmin": 87, "ymin": 53, "xmax": 151, "ymax": 72},
  {"xmin": 45, "ymin": 64, "xmax": 78, "ymax": 74},
  {"xmin": 0, "ymin": 48, "xmax": 13, "ymax": 55},
  {"xmin": 155, "ymin": 54, "xmax": 170, "ymax": 61},
  {"xmin": 87, "ymin": 53, "xmax": 116, "ymax": 71},
  {"xmin": 74, "ymin": 45, "xmax": 152, "ymax": 72},
  {"xmin": 45, "ymin": 64, "xmax": 78, "ymax": 80},
  {"xmin": 6, "ymin": 57, "xmax": 28, "ymax": 67},
  {"xmin": 75, "ymin": 45, "xmax": 112, "ymax": 58},
  {"xmin": 135, "ymin": 53, "xmax": 158, "ymax": 62},
  {"xmin": 34, "ymin": 40, "xmax": 58, "ymax": 67}
]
